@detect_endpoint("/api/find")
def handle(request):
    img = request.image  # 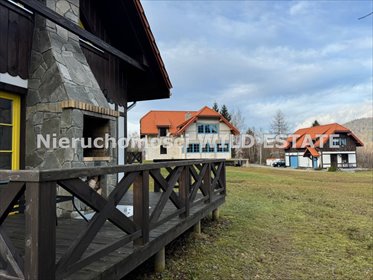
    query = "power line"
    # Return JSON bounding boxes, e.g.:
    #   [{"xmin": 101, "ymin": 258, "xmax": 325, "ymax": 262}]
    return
[{"xmin": 358, "ymin": 12, "xmax": 373, "ymax": 20}]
